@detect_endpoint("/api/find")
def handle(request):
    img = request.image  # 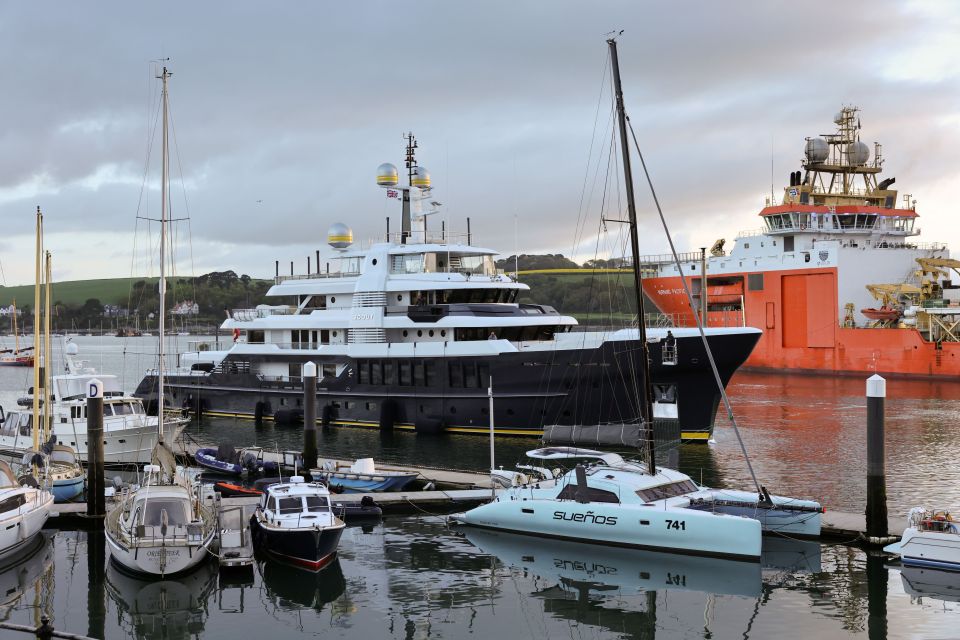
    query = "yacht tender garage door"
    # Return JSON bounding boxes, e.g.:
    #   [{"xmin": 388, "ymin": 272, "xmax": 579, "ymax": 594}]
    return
[{"xmin": 781, "ymin": 273, "xmax": 836, "ymax": 348}]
